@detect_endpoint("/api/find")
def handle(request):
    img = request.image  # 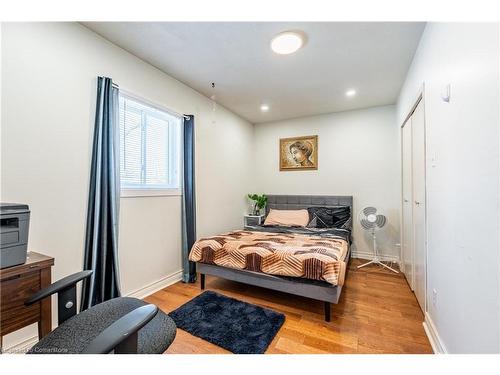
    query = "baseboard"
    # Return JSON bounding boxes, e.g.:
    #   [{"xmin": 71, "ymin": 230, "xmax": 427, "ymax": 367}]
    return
[
  {"xmin": 351, "ymin": 251, "xmax": 400, "ymax": 263},
  {"xmin": 2, "ymin": 335, "xmax": 38, "ymax": 354},
  {"xmin": 1, "ymin": 270, "xmax": 183, "ymax": 353},
  {"xmin": 423, "ymin": 312, "xmax": 447, "ymax": 354},
  {"xmin": 126, "ymin": 270, "xmax": 183, "ymax": 299}
]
